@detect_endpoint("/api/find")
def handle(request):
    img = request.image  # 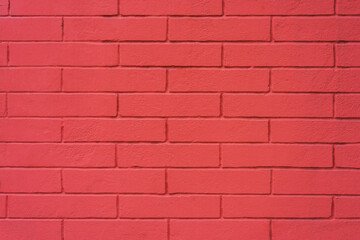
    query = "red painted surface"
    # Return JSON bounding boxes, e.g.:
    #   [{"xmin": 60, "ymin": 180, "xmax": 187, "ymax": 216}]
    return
[{"xmin": 1, "ymin": 0, "xmax": 360, "ymax": 239}]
